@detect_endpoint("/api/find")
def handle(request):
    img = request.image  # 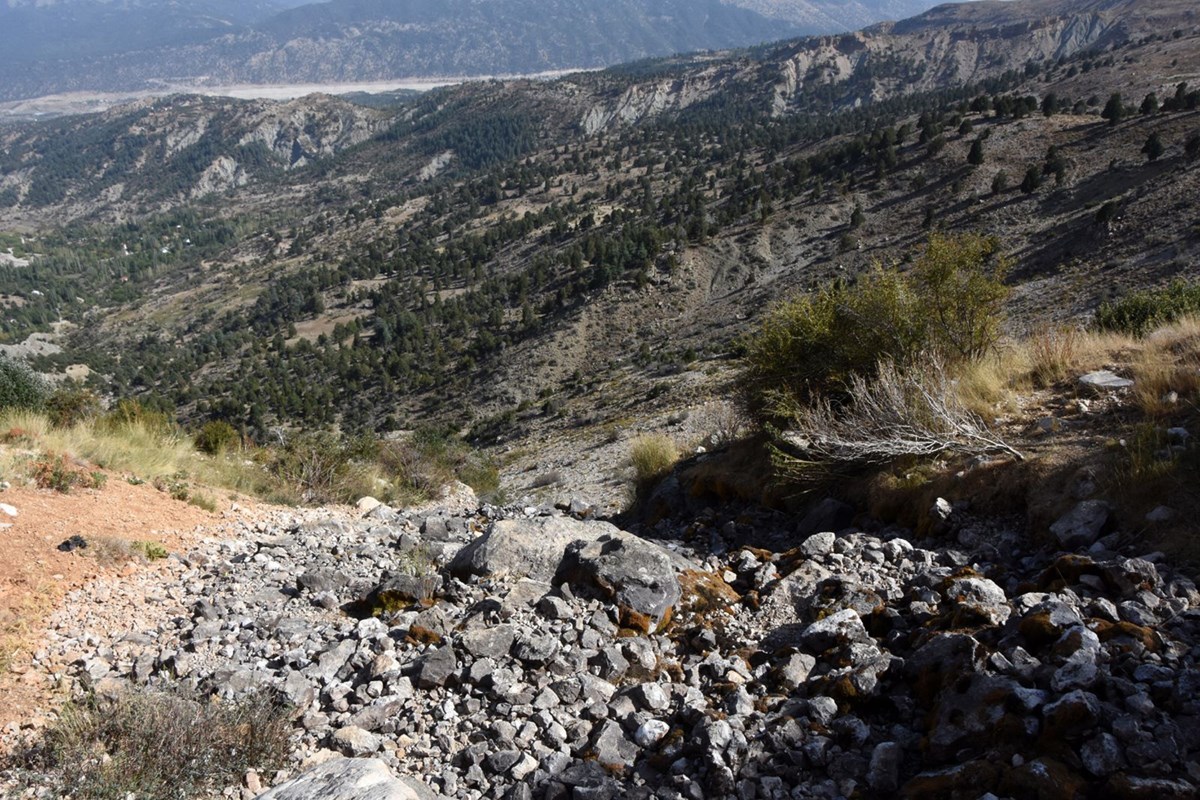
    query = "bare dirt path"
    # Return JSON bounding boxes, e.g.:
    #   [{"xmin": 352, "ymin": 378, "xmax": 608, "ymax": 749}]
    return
[{"xmin": 0, "ymin": 479, "xmax": 218, "ymax": 744}]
